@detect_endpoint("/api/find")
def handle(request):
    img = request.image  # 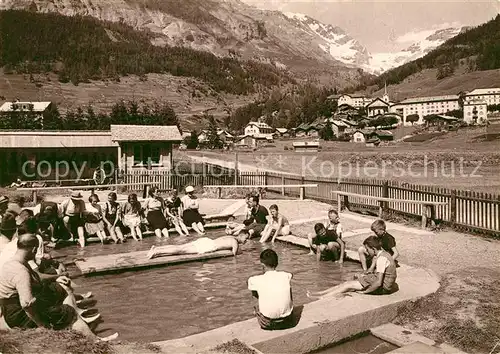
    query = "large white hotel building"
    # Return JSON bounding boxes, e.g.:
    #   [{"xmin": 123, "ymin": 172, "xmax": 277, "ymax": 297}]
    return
[{"xmin": 391, "ymin": 95, "xmax": 460, "ymax": 125}]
